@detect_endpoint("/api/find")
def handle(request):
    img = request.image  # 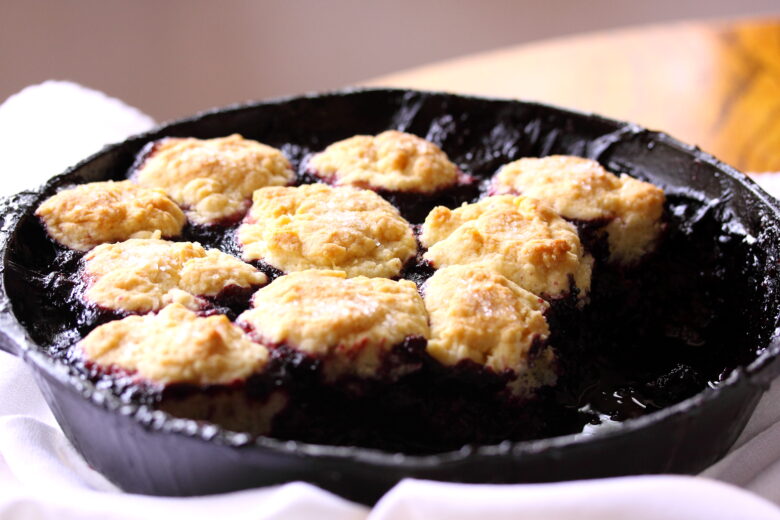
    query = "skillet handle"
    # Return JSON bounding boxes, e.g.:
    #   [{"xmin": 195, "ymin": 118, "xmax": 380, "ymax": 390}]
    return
[{"xmin": 0, "ymin": 191, "xmax": 41, "ymax": 358}]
